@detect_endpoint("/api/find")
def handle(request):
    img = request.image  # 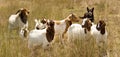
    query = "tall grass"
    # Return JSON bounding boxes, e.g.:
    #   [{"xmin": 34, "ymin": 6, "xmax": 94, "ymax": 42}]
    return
[{"xmin": 0, "ymin": 0, "xmax": 120, "ymax": 57}]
